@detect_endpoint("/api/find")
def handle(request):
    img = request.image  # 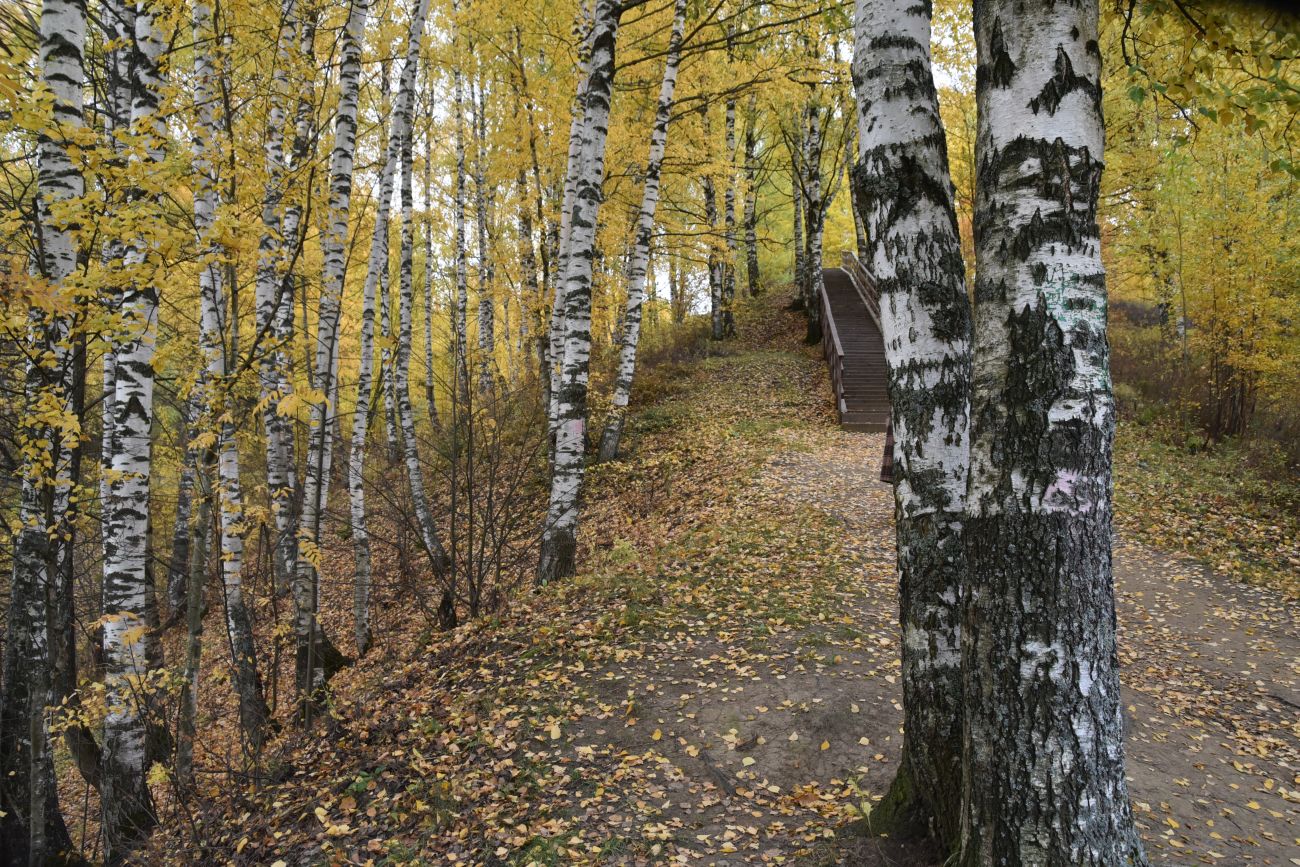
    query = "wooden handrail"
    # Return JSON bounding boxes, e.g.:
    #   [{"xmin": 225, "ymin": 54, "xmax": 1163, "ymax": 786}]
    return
[
  {"xmin": 819, "ymin": 275, "xmax": 847, "ymax": 415},
  {"xmin": 841, "ymin": 252, "xmax": 882, "ymax": 332}
]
